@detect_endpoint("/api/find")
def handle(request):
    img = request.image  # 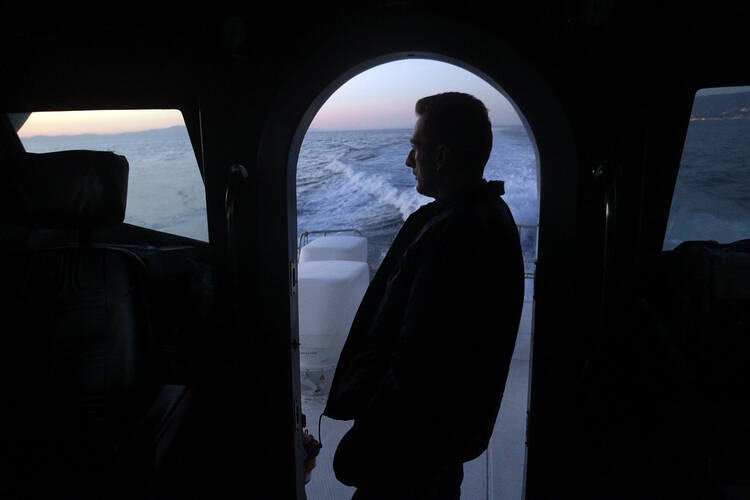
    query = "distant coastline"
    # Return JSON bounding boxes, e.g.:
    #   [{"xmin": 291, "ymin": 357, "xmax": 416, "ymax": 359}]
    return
[
  {"xmin": 689, "ymin": 112, "xmax": 750, "ymax": 122},
  {"xmin": 20, "ymin": 124, "xmax": 185, "ymax": 140},
  {"xmin": 307, "ymin": 123, "xmax": 524, "ymax": 133},
  {"xmin": 690, "ymin": 90, "xmax": 750, "ymax": 122},
  {"xmin": 690, "ymin": 117, "xmax": 750, "ymax": 122},
  {"xmin": 23, "ymin": 123, "xmax": 525, "ymax": 139}
]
